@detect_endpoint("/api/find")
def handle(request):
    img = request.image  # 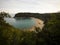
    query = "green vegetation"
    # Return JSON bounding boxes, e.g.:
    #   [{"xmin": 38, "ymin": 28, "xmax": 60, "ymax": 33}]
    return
[
  {"xmin": 41, "ymin": 13, "xmax": 60, "ymax": 45},
  {"xmin": 14, "ymin": 12, "xmax": 51, "ymax": 22},
  {"xmin": 0, "ymin": 12, "xmax": 11, "ymax": 18},
  {"xmin": 0, "ymin": 12, "xmax": 60, "ymax": 45}
]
